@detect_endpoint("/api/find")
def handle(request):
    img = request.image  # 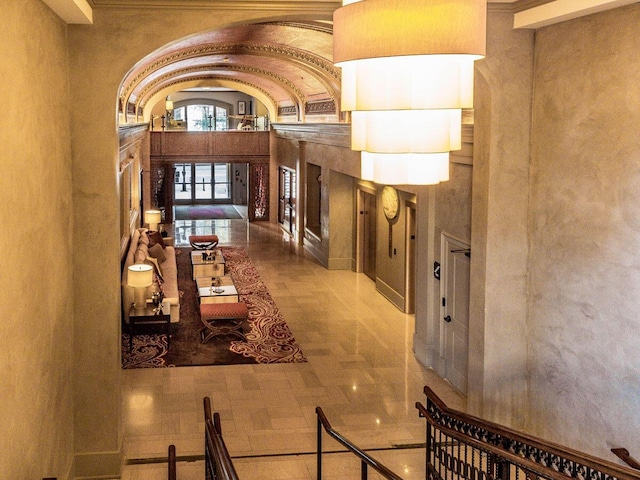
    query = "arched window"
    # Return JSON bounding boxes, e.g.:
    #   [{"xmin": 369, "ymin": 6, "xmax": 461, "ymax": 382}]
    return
[{"xmin": 173, "ymin": 102, "xmax": 229, "ymax": 131}]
